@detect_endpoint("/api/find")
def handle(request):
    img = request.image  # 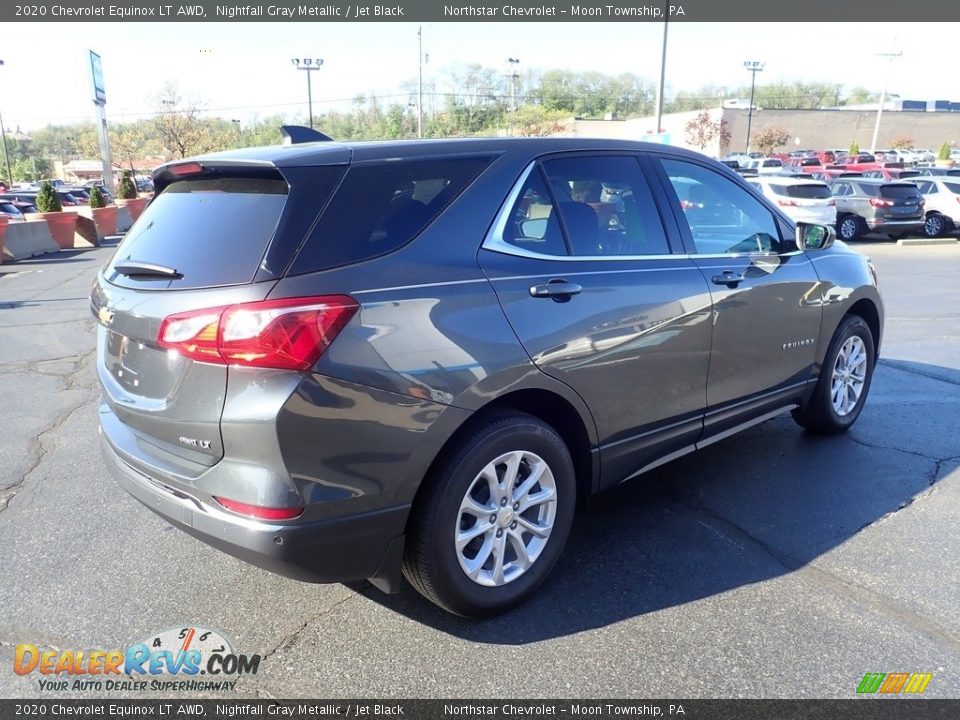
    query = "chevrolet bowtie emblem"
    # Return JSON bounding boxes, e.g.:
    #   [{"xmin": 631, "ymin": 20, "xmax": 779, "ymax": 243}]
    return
[{"xmin": 98, "ymin": 307, "xmax": 115, "ymax": 325}]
